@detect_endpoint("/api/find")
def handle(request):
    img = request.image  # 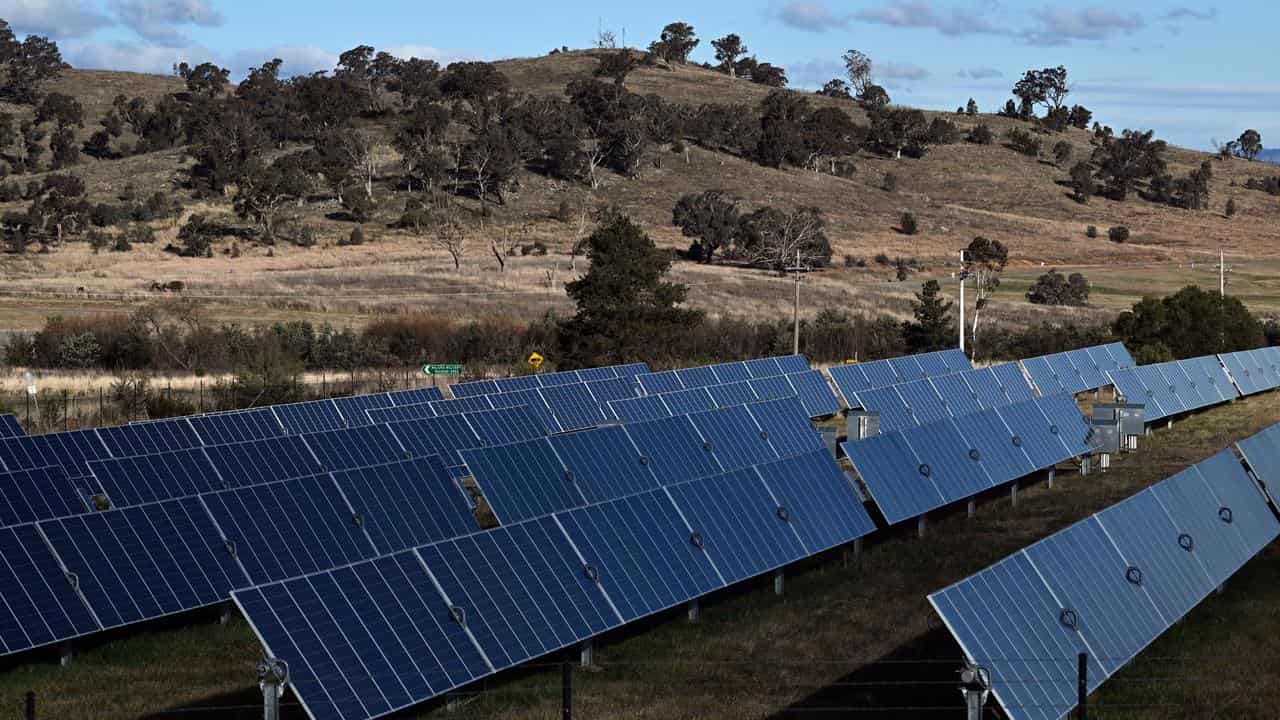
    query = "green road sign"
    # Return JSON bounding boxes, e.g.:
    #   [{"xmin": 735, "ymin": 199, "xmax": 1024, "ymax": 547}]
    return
[{"xmin": 422, "ymin": 364, "xmax": 463, "ymax": 375}]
